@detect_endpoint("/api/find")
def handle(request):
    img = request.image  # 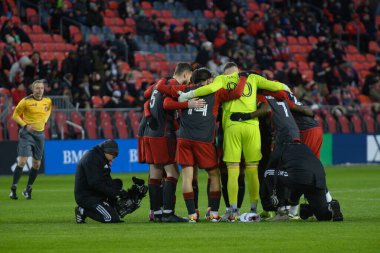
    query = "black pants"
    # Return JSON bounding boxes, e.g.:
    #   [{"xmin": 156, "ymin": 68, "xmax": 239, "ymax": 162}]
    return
[
  {"xmin": 82, "ymin": 201, "xmax": 122, "ymax": 223},
  {"xmin": 262, "ymin": 170, "xmax": 332, "ymax": 221}
]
